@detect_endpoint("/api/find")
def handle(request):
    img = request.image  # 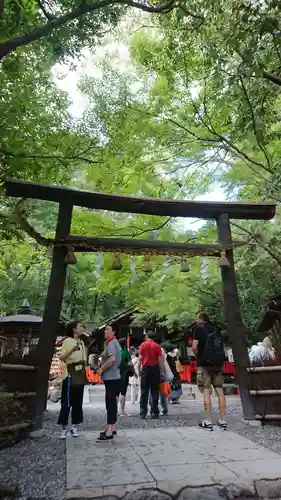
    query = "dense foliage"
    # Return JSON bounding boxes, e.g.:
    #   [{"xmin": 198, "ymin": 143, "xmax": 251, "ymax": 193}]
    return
[
  {"xmin": 0, "ymin": 0, "xmax": 176, "ymax": 61},
  {"xmin": 1, "ymin": 1, "xmax": 281, "ymax": 343}
]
